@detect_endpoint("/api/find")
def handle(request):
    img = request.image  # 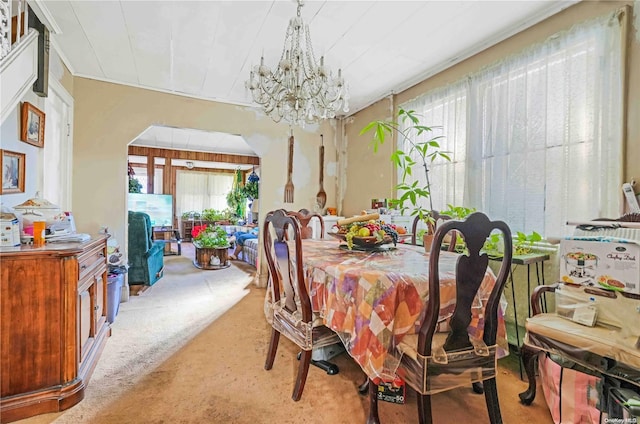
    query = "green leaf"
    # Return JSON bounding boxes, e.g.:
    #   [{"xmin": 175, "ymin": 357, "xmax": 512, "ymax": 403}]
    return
[
  {"xmin": 359, "ymin": 121, "xmax": 377, "ymax": 135},
  {"xmin": 529, "ymin": 231, "xmax": 543, "ymax": 242}
]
